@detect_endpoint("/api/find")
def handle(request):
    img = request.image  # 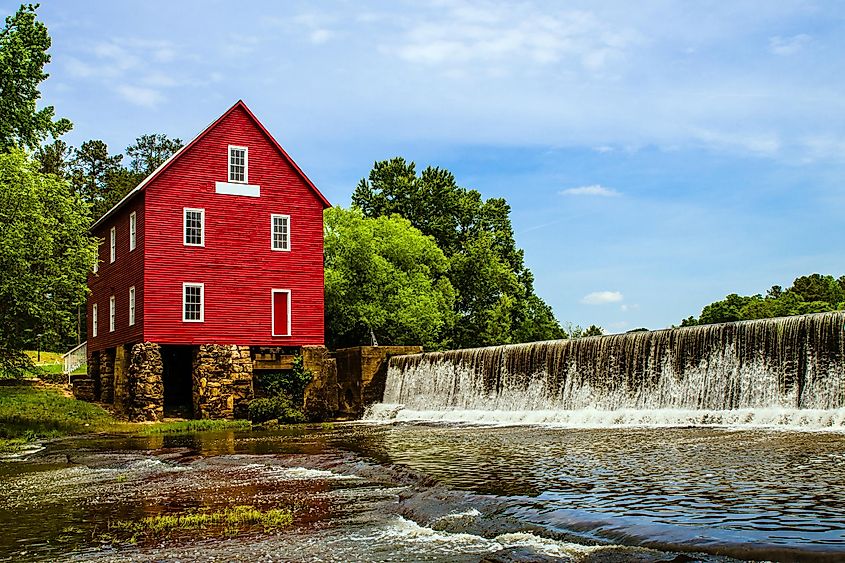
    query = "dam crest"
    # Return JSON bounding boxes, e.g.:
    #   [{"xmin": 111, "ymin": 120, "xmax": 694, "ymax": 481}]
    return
[{"xmin": 372, "ymin": 312, "xmax": 845, "ymax": 428}]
